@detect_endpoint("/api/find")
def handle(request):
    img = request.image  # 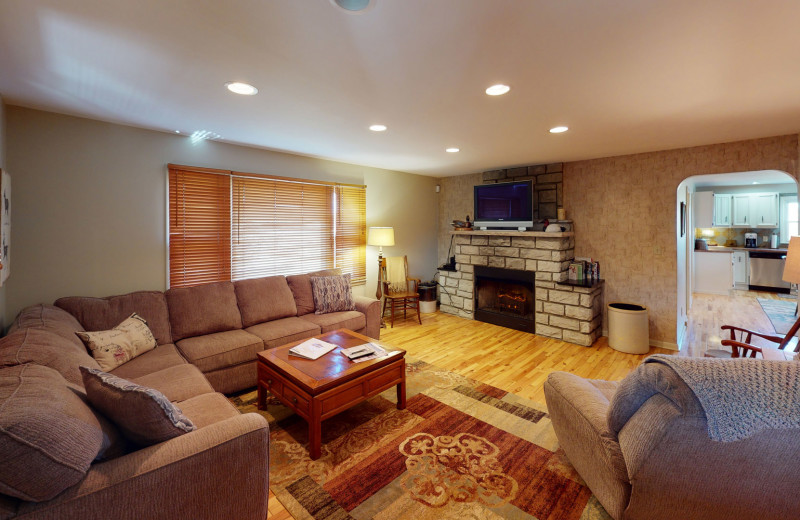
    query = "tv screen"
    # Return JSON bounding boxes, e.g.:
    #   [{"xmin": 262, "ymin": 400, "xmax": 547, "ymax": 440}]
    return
[{"xmin": 474, "ymin": 181, "xmax": 532, "ymax": 225}]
